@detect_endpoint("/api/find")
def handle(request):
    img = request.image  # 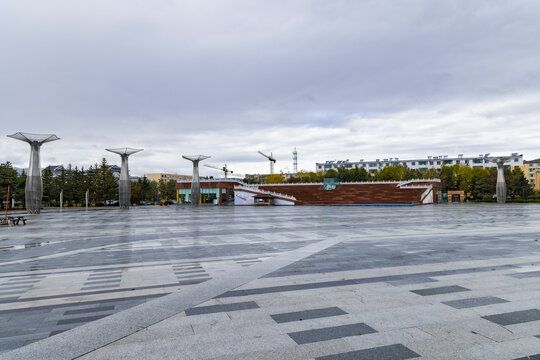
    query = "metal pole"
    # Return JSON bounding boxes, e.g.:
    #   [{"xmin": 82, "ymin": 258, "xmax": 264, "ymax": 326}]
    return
[
  {"xmin": 6, "ymin": 133, "xmax": 60, "ymax": 214},
  {"xmin": 4, "ymin": 185, "xmax": 10, "ymax": 220},
  {"xmin": 60, "ymin": 190, "xmax": 63, "ymax": 210},
  {"xmin": 105, "ymin": 148, "xmax": 143, "ymax": 209},
  {"xmin": 86, "ymin": 189, "xmax": 89, "ymax": 209}
]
